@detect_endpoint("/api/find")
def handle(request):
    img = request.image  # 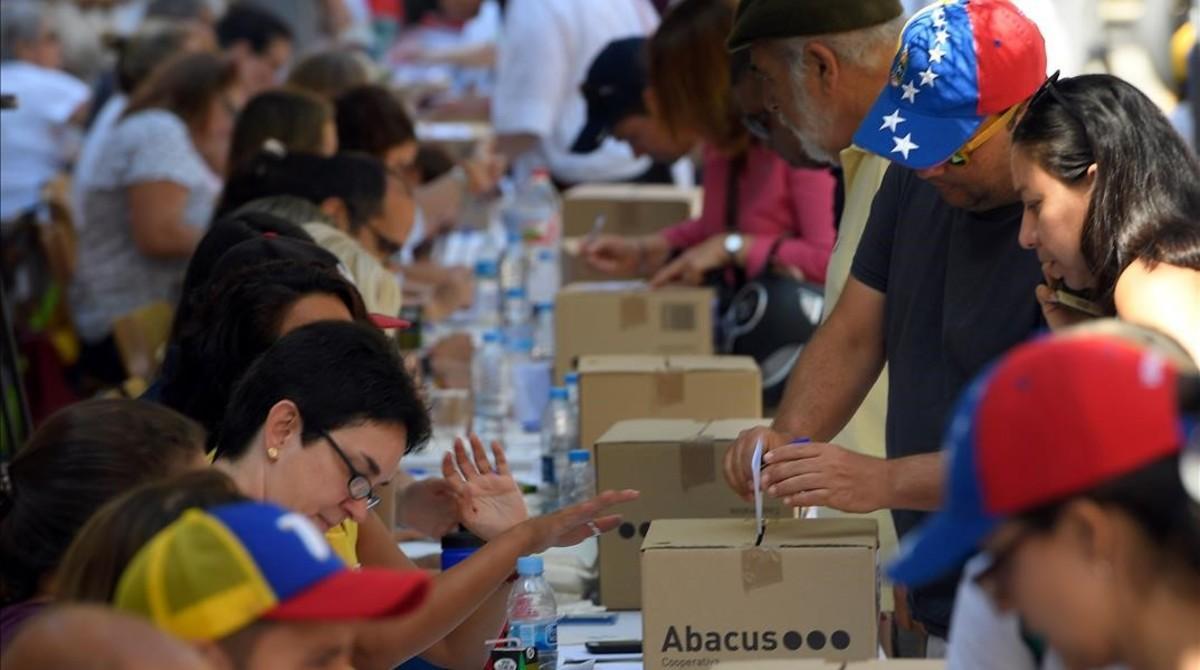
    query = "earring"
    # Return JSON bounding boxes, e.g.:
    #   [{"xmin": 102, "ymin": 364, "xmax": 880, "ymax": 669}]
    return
[{"xmin": 266, "ymin": 447, "xmax": 280, "ymax": 461}]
